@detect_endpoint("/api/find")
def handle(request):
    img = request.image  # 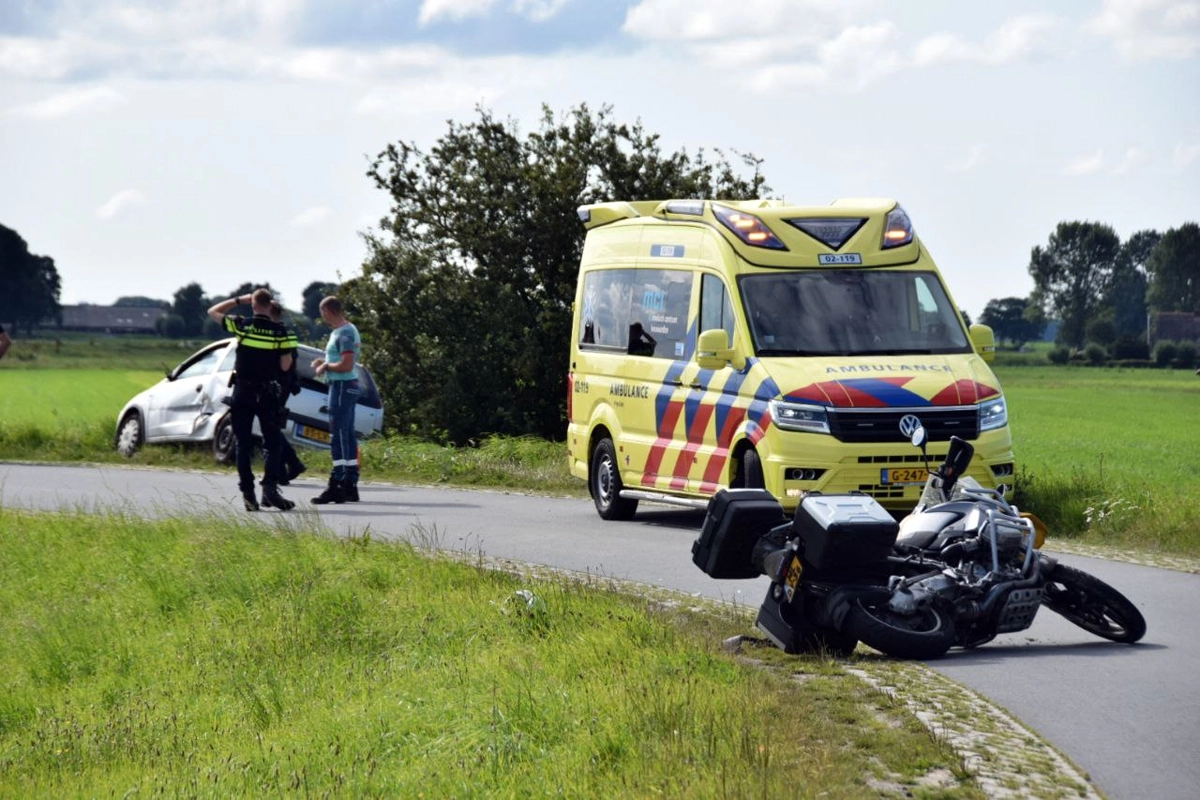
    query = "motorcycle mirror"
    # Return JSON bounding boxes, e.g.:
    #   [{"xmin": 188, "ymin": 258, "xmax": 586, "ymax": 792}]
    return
[{"xmin": 910, "ymin": 425, "xmax": 927, "ymax": 450}]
